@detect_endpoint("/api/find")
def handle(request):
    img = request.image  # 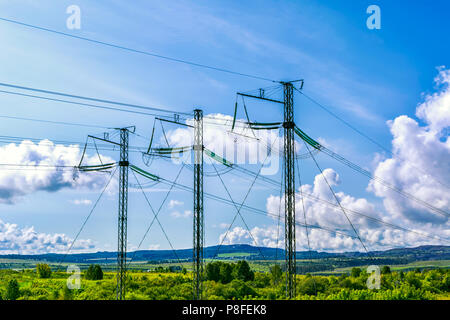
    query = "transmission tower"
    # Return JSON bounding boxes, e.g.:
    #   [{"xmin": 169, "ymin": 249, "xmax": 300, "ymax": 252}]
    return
[
  {"xmin": 282, "ymin": 82, "xmax": 296, "ymax": 299},
  {"xmin": 236, "ymin": 80, "xmax": 302, "ymax": 298},
  {"xmin": 193, "ymin": 109, "xmax": 204, "ymax": 300},
  {"xmin": 117, "ymin": 128, "xmax": 129, "ymax": 300}
]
